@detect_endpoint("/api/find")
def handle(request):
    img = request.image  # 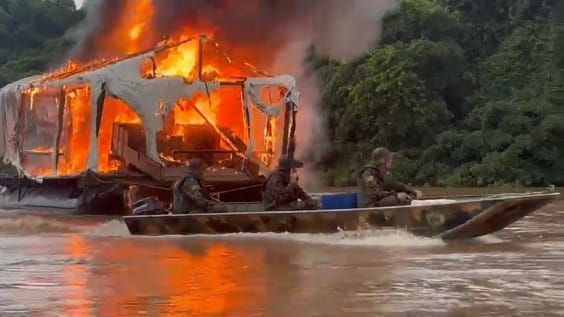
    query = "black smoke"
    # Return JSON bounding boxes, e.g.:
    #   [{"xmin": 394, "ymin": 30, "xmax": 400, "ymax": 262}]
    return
[{"xmin": 71, "ymin": 0, "xmax": 322, "ymax": 65}]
